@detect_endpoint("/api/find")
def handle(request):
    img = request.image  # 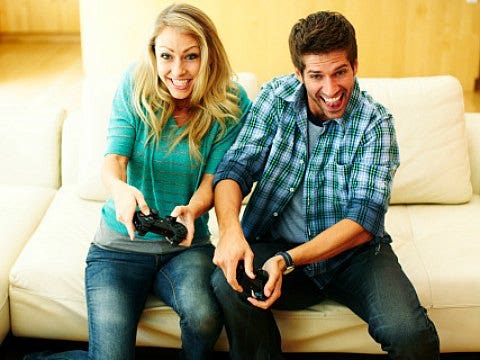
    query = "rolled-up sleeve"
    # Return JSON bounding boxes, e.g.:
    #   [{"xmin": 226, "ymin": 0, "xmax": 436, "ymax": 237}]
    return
[
  {"xmin": 347, "ymin": 114, "xmax": 400, "ymax": 236},
  {"xmin": 105, "ymin": 68, "xmax": 137, "ymax": 158}
]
